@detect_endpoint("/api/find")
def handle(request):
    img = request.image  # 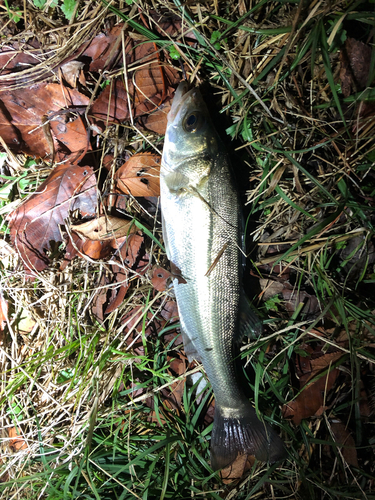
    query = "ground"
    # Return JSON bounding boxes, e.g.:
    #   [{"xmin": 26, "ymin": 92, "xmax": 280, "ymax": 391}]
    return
[{"xmin": 0, "ymin": 1, "xmax": 374, "ymax": 499}]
